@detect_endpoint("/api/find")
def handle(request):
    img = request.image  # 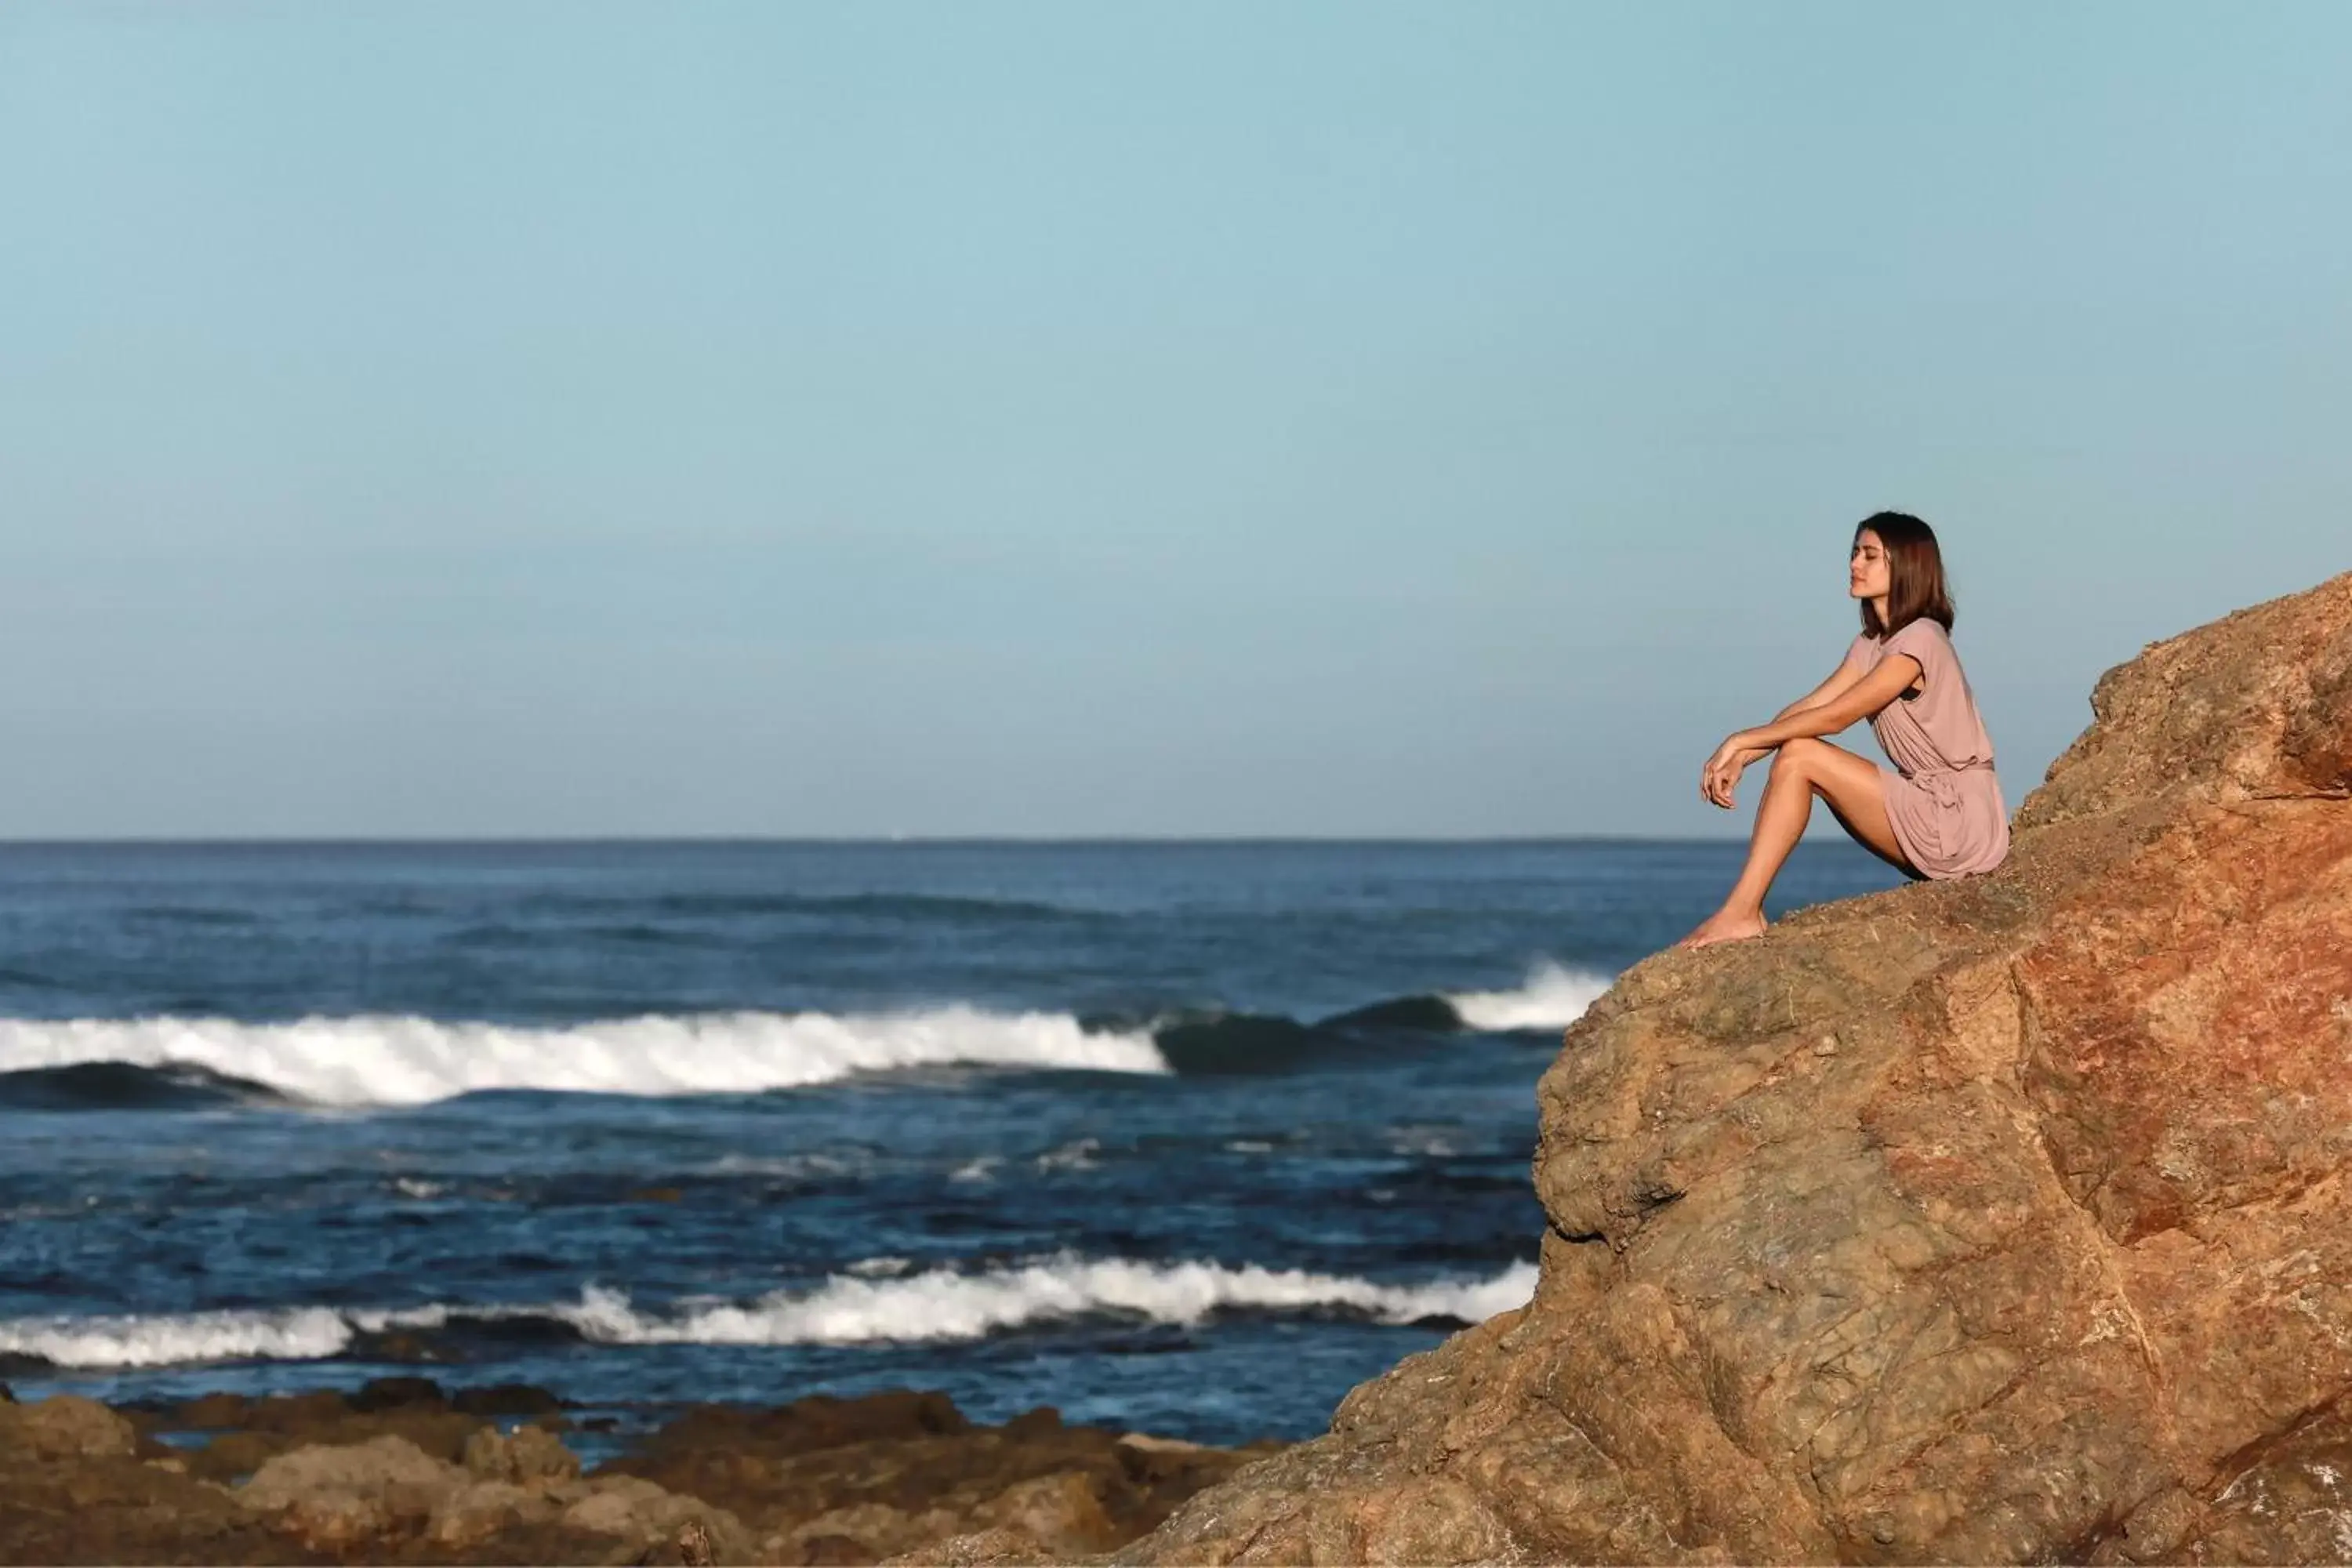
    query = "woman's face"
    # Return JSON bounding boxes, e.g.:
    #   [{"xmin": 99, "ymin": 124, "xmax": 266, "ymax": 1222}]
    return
[{"xmin": 1849, "ymin": 531, "xmax": 1891, "ymax": 601}]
